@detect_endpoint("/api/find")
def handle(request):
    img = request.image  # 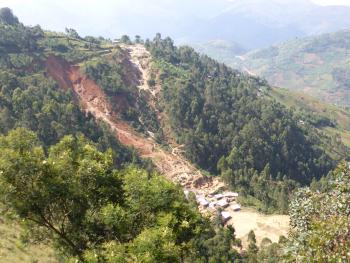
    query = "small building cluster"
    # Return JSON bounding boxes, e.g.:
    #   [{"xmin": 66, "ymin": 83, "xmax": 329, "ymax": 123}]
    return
[{"xmin": 191, "ymin": 191, "xmax": 241, "ymax": 224}]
